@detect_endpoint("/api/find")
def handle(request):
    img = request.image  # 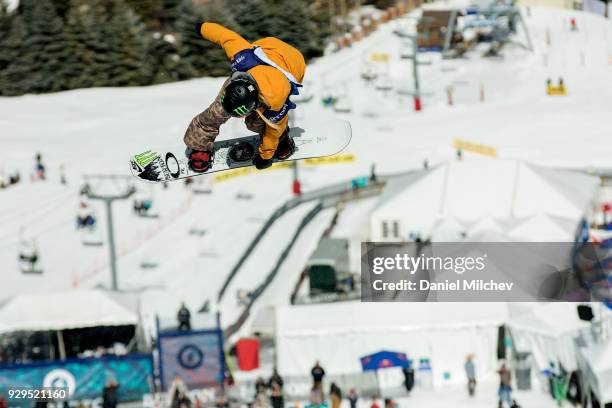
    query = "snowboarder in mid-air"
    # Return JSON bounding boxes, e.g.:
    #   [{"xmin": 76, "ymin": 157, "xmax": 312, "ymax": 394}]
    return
[{"xmin": 184, "ymin": 22, "xmax": 306, "ymax": 172}]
